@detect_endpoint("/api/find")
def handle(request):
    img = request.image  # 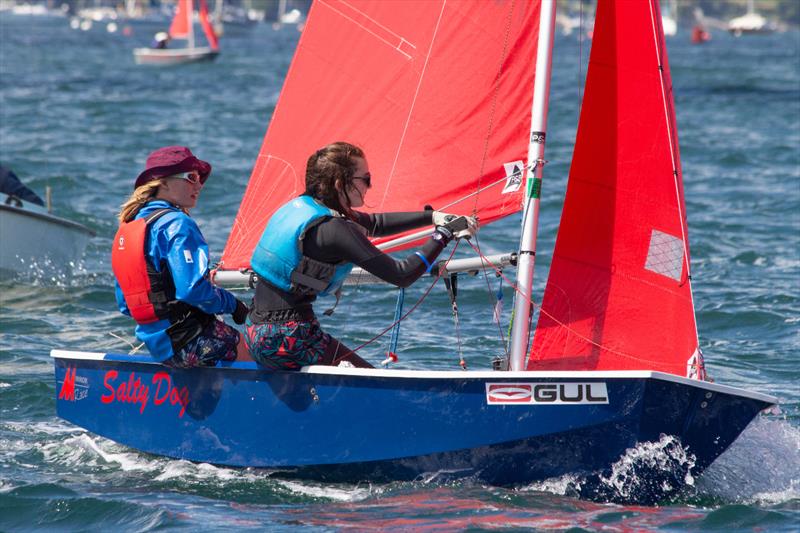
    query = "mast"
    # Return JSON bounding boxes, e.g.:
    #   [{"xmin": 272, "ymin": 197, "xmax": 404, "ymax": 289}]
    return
[
  {"xmin": 508, "ymin": 0, "xmax": 556, "ymax": 371},
  {"xmin": 188, "ymin": 0, "xmax": 196, "ymax": 49}
]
